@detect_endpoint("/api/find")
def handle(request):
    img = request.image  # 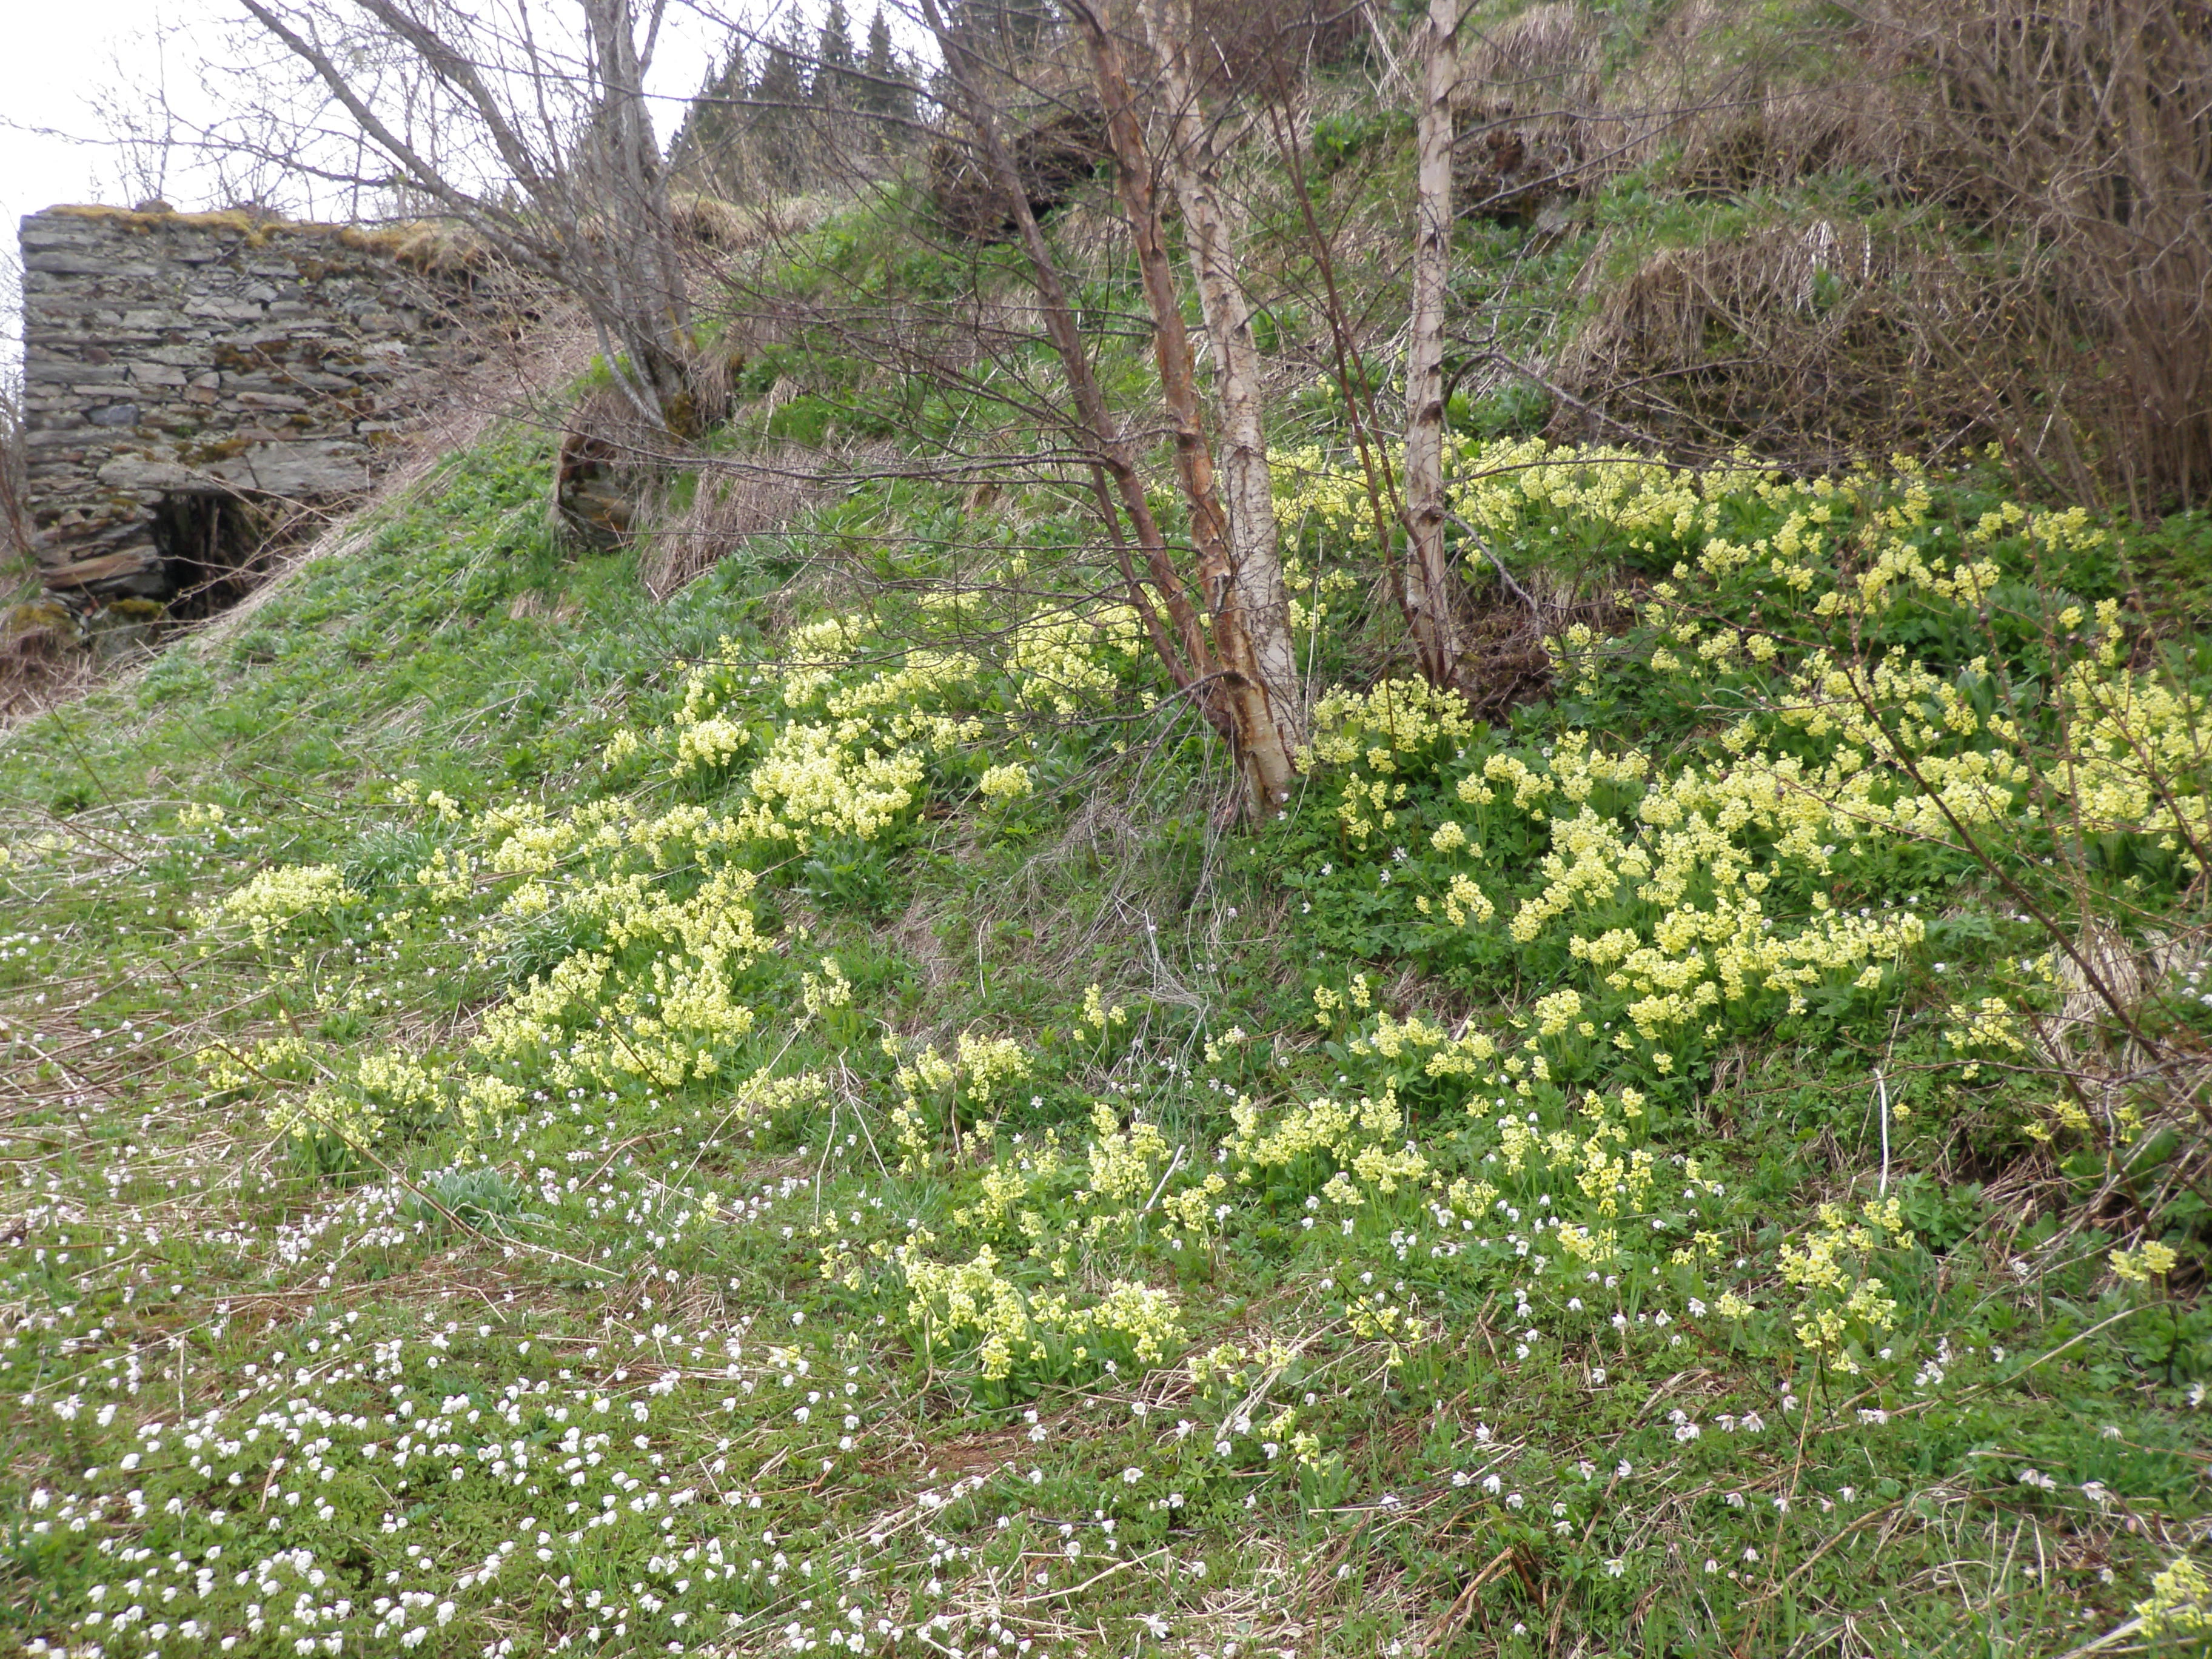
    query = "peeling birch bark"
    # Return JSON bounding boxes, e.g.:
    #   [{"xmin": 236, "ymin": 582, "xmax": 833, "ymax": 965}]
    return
[
  {"xmin": 1067, "ymin": 0, "xmax": 1300, "ymax": 817},
  {"xmin": 1404, "ymin": 0, "xmax": 1468, "ymax": 691},
  {"xmin": 1134, "ymin": 0, "xmax": 1305, "ymax": 780}
]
